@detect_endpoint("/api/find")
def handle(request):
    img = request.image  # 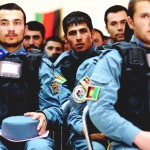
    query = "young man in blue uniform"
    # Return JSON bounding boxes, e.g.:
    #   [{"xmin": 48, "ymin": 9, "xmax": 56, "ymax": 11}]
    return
[
  {"xmin": 66, "ymin": 6, "xmax": 129, "ymax": 150},
  {"xmin": 86, "ymin": 0, "xmax": 150, "ymax": 149},
  {"xmin": 56, "ymin": 11, "xmax": 99, "ymax": 105},
  {"xmin": 55, "ymin": 11, "xmax": 106, "ymax": 149},
  {"xmin": 0, "ymin": 3, "xmax": 62, "ymax": 149}
]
